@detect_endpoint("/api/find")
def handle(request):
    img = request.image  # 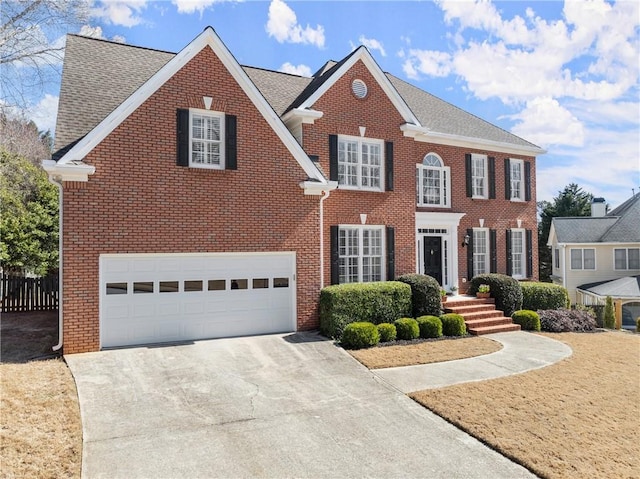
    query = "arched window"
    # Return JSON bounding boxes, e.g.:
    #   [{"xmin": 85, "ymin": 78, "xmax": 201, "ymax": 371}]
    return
[{"xmin": 416, "ymin": 153, "xmax": 450, "ymax": 207}]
